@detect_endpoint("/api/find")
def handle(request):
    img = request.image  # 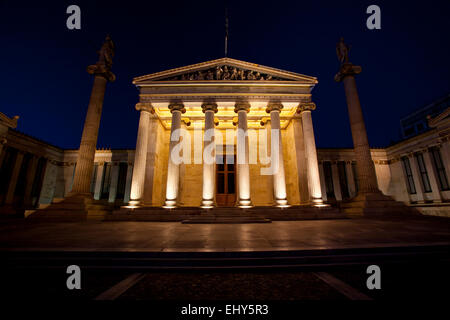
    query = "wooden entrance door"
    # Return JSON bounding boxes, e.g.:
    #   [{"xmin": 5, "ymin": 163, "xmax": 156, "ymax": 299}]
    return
[{"xmin": 216, "ymin": 154, "xmax": 236, "ymax": 206}]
